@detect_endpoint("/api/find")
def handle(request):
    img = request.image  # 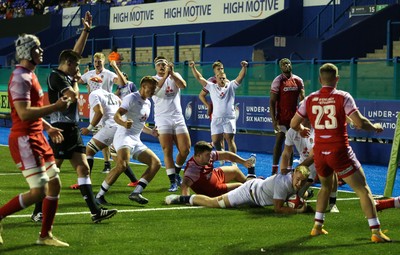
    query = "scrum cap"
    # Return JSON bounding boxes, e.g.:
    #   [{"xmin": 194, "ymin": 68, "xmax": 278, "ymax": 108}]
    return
[{"xmin": 15, "ymin": 34, "xmax": 40, "ymax": 62}]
